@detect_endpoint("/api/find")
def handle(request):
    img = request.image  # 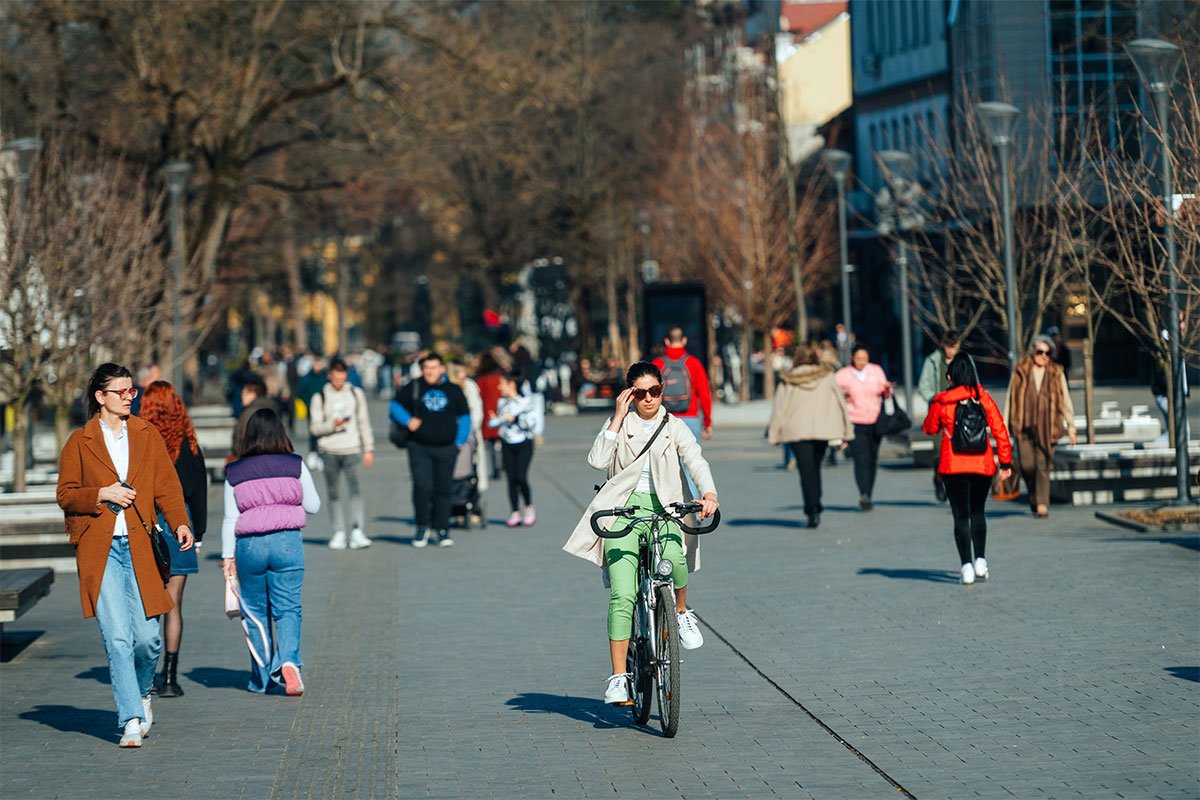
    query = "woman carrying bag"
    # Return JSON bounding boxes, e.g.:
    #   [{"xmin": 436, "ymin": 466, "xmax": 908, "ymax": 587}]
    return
[
  {"xmin": 57, "ymin": 363, "xmax": 195, "ymax": 748},
  {"xmin": 923, "ymin": 353, "xmax": 1013, "ymax": 585}
]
